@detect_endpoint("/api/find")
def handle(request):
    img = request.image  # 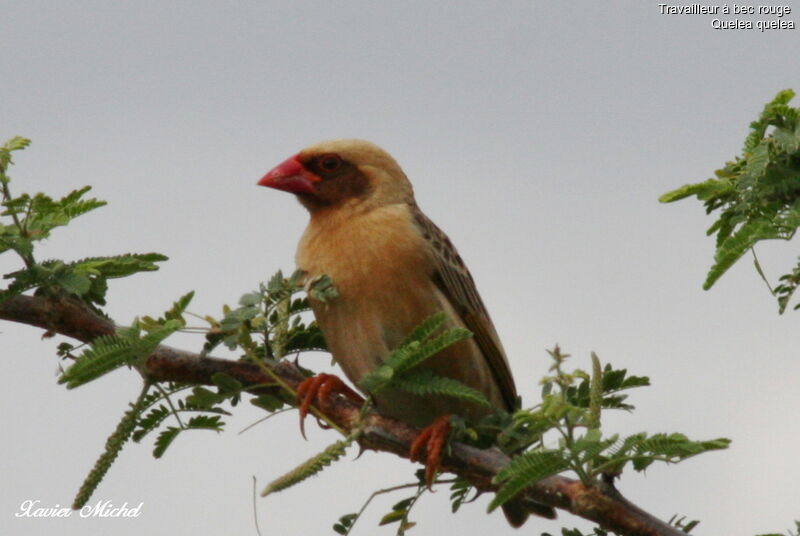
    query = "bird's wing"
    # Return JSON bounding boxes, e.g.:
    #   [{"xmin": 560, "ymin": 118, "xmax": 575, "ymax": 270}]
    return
[{"xmin": 410, "ymin": 205, "xmax": 518, "ymax": 411}]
